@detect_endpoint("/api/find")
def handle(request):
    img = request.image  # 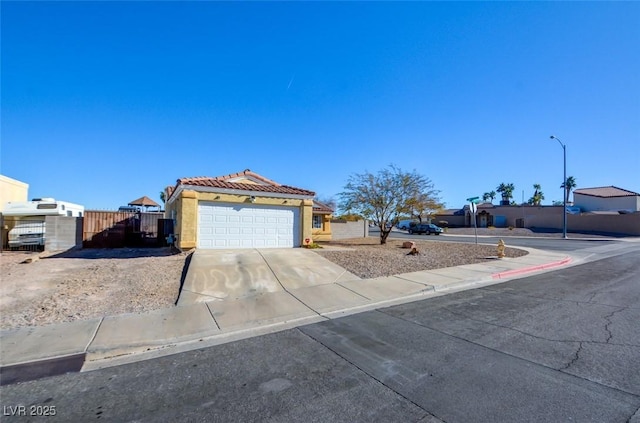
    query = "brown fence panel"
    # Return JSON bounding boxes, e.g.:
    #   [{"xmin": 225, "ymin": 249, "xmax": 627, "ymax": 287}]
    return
[{"xmin": 83, "ymin": 211, "xmax": 164, "ymax": 248}]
